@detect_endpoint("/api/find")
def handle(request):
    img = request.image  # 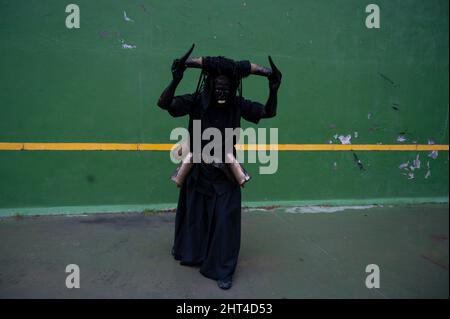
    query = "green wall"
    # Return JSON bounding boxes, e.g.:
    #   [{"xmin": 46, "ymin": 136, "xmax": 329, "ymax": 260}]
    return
[{"xmin": 0, "ymin": 0, "xmax": 448, "ymax": 215}]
